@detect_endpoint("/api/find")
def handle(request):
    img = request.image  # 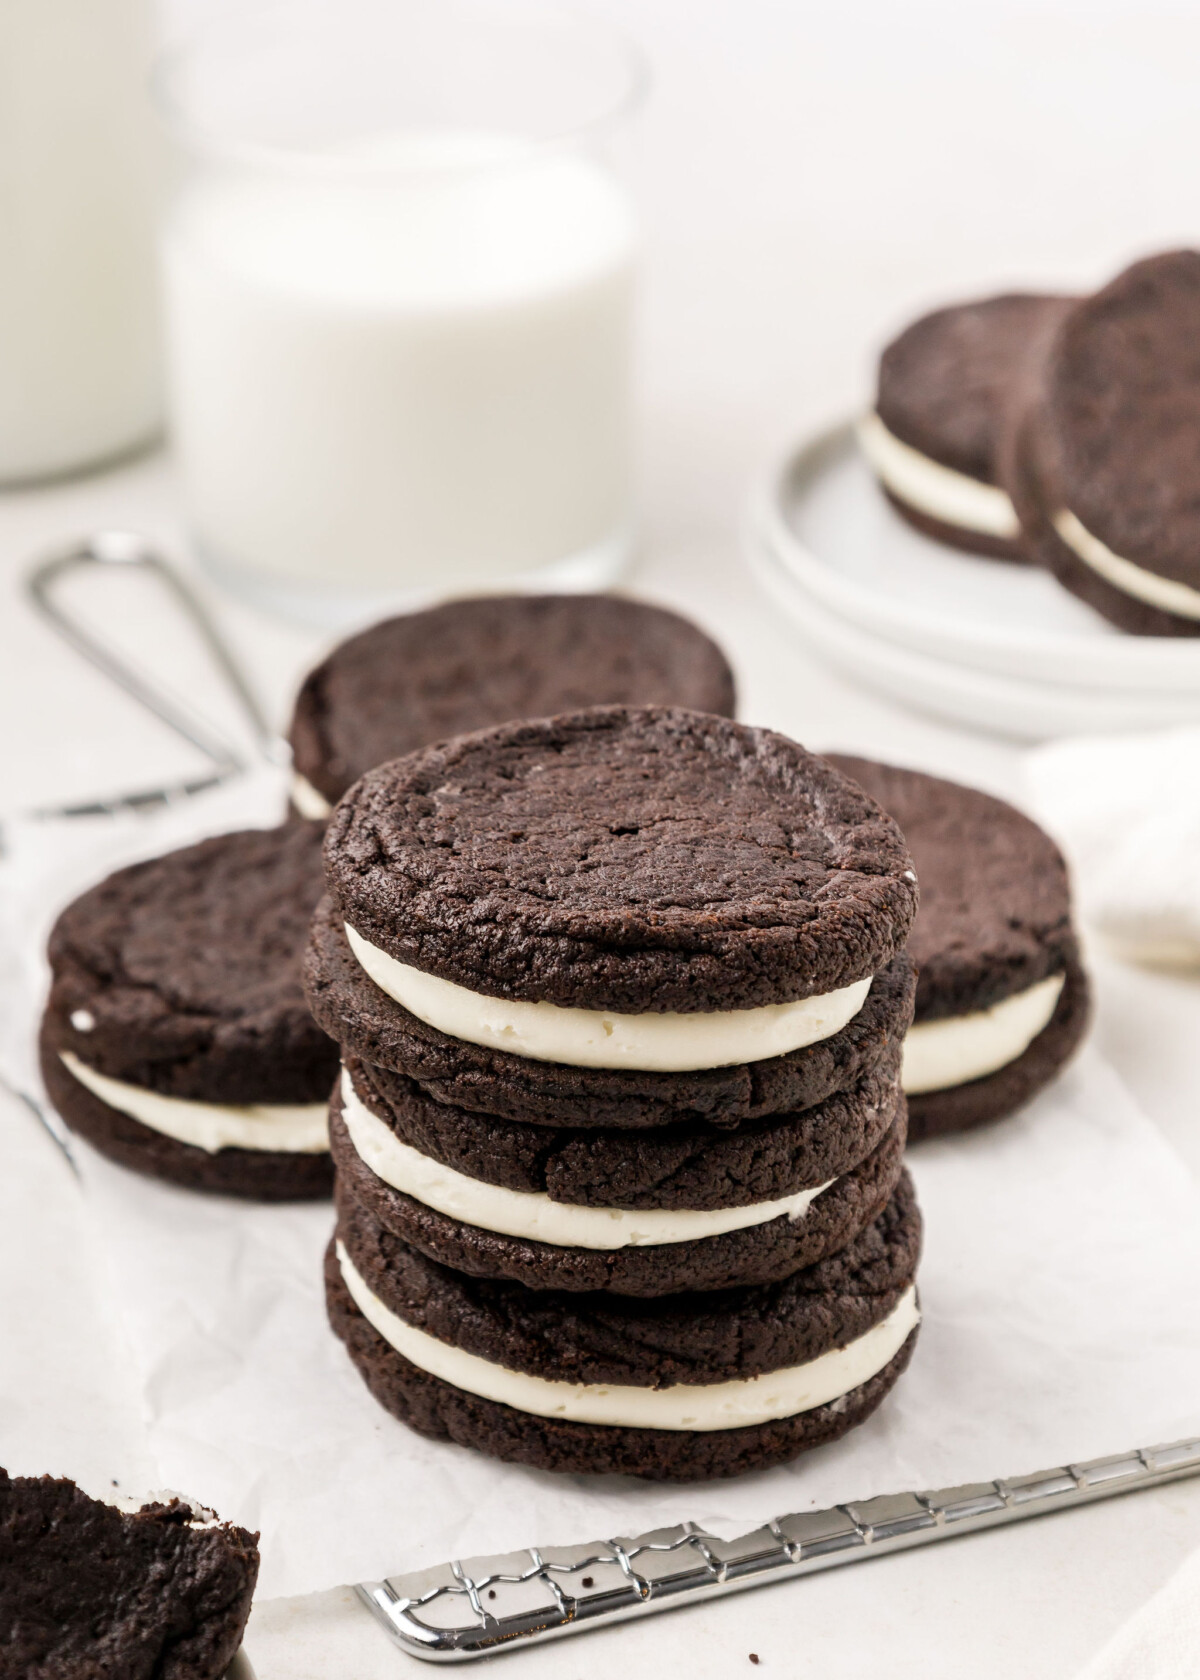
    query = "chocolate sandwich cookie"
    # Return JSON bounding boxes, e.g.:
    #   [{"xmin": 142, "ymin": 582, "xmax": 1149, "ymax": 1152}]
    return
[
  {"xmin": 288, "ymin": 594, "xmax": 737, "ymax": 817},
  {"xmin": 1008, "ymin": 250, "xmax": 1200, "ymax": 635},
  {"xmin": 860, "ymin": 291, "xmax": 1075, "ymax": 559},
  {"xmin": 328, "ymin": 1047, "xmax": 906, "ymax": 1295},
  {"xmin": 317, "ymin": 709, "xmax": 916, "ymax": 1110},
  {"xmin": 306, "ymin": 900, "xmax": 916, "ymax": 1128},
  {"xmin": 826, "ymin": 755, "xmax": 1089, "ymax": 1140},
  {"xmin": 326, "ymin": 1175, "xmax": 922, "ymax": 1480},
  {"xmin": 0, "ymin": 1468, "xmax": 258, "ymax": 1680},
  {"xmin": 41, "ymin": 824, "xmax": 338, "ymax": 1199}
]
